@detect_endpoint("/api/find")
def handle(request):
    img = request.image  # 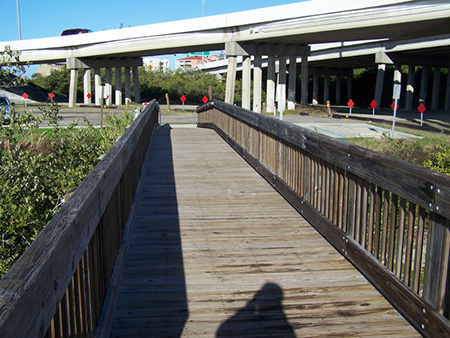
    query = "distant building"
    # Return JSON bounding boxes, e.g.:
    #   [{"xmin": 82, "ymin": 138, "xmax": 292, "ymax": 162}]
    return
[
  {"xmin": 143, "ymin": 57, "xmax": 170, "ymax": 71},
  {"xmin": 35, "ymin": 64, "xmax": 64, "ymax": 76},
  {"xmin": 176, "ymin": 54, "xmax": 224, "ymax": 69}
]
